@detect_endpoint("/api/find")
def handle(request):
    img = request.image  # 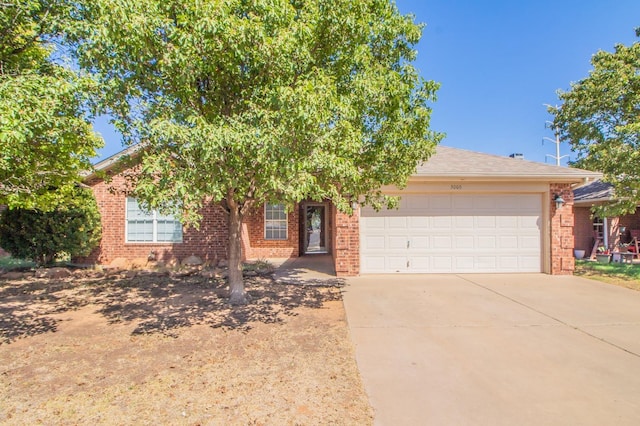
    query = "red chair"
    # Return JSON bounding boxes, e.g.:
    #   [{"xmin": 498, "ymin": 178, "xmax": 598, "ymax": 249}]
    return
[{"xmin": 629, "ymin": 230, "xmax": 640, "ymax": 258}]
